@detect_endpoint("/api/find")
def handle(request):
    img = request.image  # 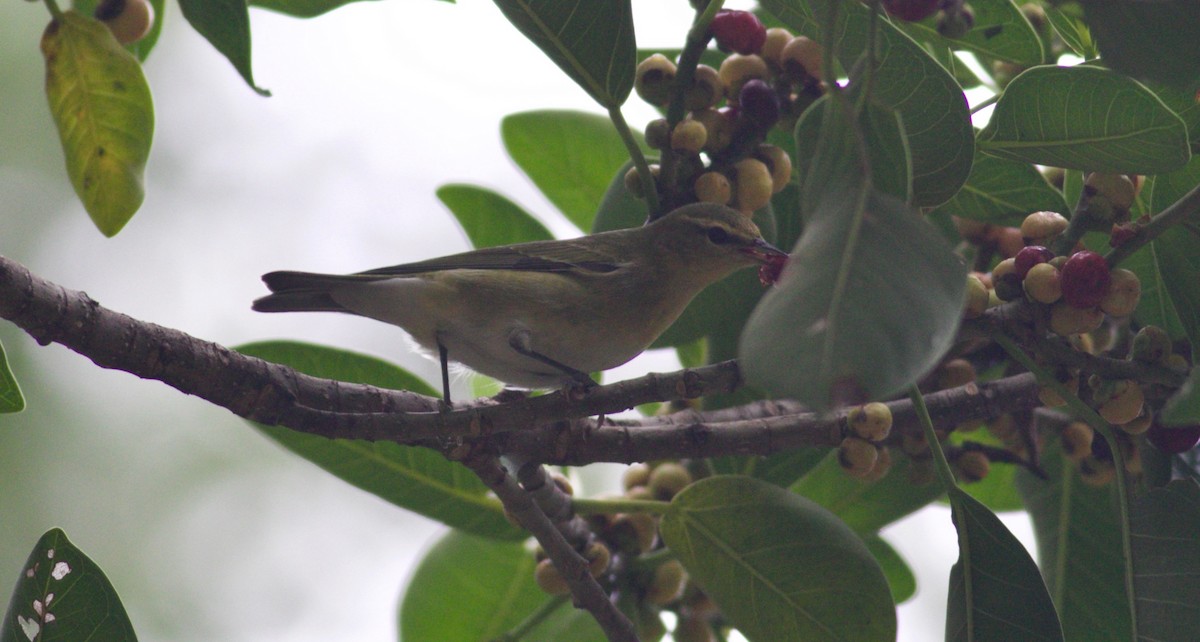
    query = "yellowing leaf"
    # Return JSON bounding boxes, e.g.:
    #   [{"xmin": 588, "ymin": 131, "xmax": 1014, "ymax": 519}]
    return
[{"xmin": 42, "ymin": 11, "xmax": 154, "ymax": 237}]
